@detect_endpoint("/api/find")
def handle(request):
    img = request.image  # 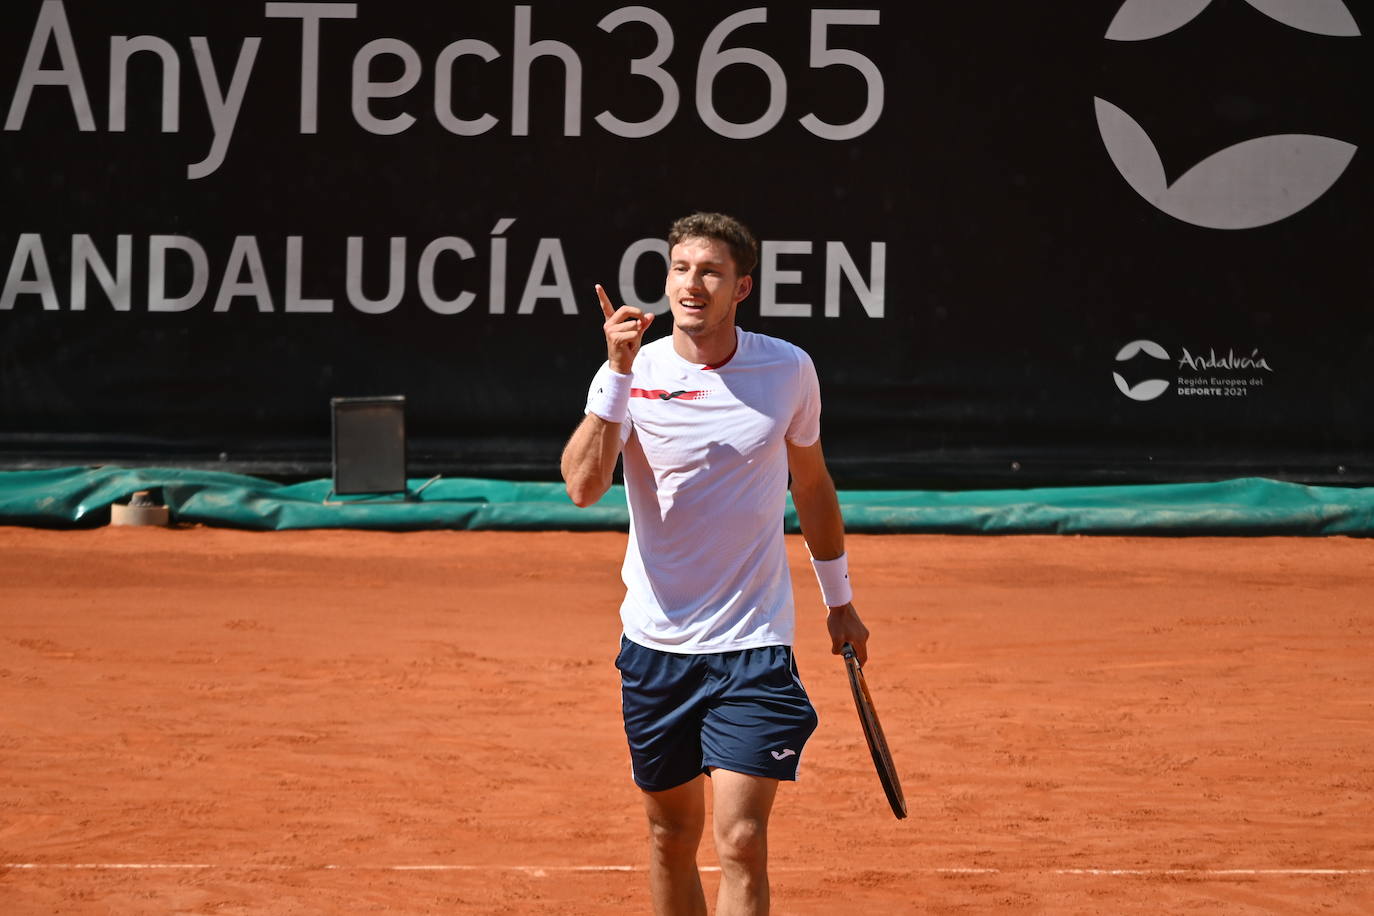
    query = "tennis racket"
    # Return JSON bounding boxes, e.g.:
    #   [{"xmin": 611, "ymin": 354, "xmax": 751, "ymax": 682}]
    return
[{"xmin": 842, "ymin": 642, "xmax": 907, "ymax": 819}]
